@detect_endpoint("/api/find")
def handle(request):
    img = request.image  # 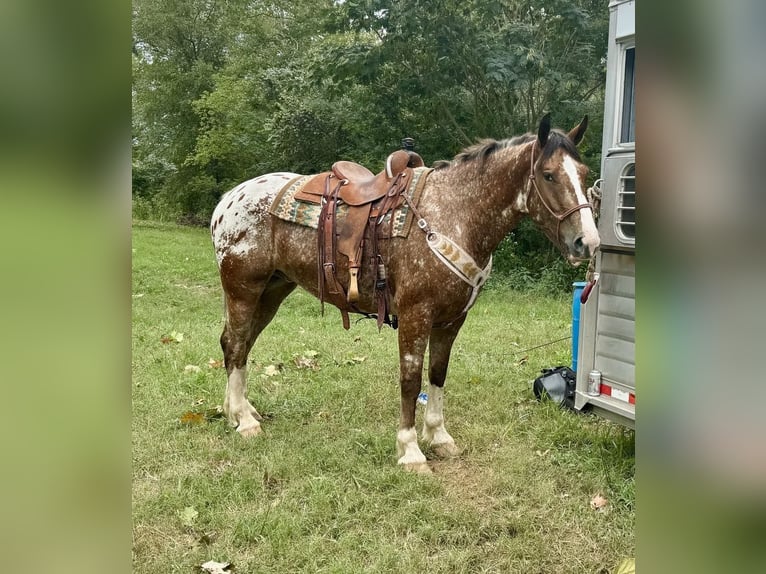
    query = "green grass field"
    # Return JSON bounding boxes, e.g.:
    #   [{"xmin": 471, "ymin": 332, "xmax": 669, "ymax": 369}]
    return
[{"xmin": 132, "ymin": 221, "xmax": 634, "ymax": 573}]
